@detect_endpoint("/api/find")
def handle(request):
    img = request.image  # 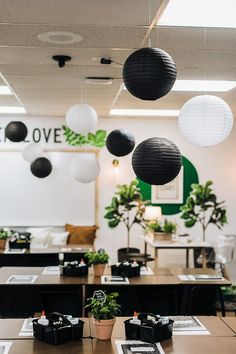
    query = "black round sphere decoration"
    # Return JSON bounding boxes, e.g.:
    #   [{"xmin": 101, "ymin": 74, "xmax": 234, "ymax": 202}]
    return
[
  {"xmin": 132, "ymin": 137, "xmax": 182, "ymax": 185},
  {"xmin": 5, "ymin": 121, "xmax": 28, "ymax": 142},
  {"xmin": 106, "ymin": 129, "xmax": 135, "ymax": 157},
  {"xmin": 30, "ymin": 157, "xmax": 52, "ymax": 178},
  {"xmin": 123, "ymin": 47, "xmax": 177, "ymax": 101}
]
